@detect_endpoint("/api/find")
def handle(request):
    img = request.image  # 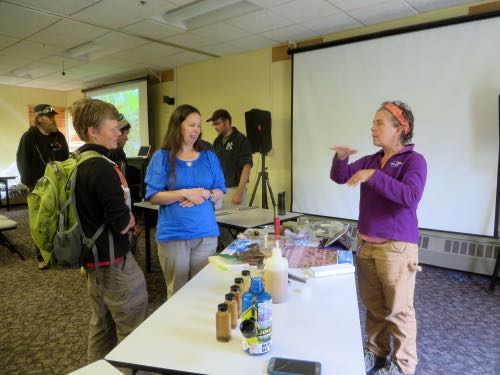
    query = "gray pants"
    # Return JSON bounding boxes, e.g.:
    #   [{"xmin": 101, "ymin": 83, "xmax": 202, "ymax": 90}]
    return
[
  {"xmin": 157, "ymin": 237, "xmax": 217, "ymax": 299},
  {"xmin": 86, "ymin": 252, "xmax": 148, "ymax": 363}
]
